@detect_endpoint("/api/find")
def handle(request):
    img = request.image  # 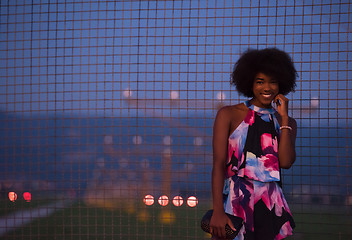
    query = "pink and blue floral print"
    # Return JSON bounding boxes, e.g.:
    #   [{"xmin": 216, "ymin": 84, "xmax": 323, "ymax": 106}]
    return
[
  {"xmin": 222, "ymin": 101, "xmax": 295, "ymax": 240},
  {"xmin": 226, "ymin": 101, "xmax": 281, "ymax": 182}
]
